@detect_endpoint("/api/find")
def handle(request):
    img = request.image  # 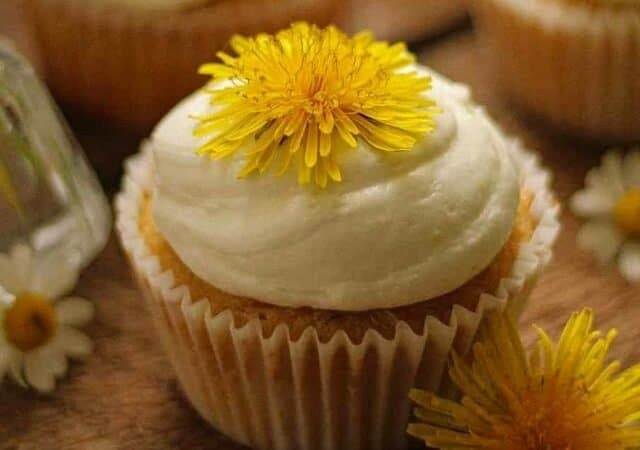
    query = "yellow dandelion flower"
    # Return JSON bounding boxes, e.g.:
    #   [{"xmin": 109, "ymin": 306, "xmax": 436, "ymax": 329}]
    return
[
  {"xmin": 408, "ymin": 309, "xmax": 640, "ymax": 450},
  {"xmin": 194, "ymin": 22, "xmax": 439, "ymax": 187}
]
